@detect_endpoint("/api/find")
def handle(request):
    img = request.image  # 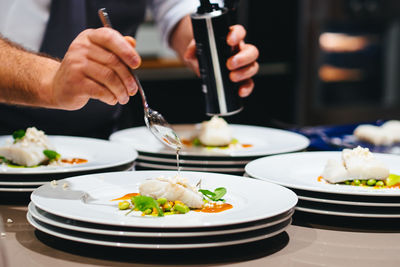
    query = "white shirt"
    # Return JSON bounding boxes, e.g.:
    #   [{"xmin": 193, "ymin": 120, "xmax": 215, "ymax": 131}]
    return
[{"xmin": 0, "ymin": 0, "xmax": 224, "ymax": 52}]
